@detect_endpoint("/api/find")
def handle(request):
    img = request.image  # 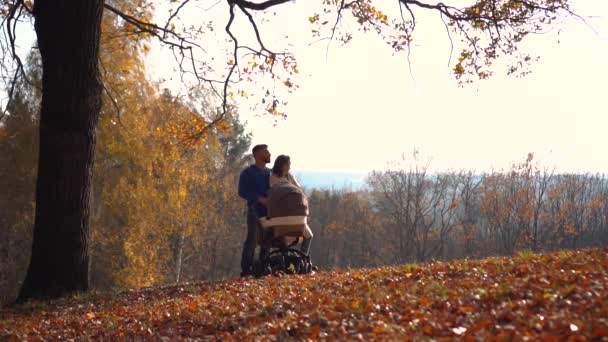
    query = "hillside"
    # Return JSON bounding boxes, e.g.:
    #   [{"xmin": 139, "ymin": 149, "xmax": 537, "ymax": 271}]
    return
[{"xmin": 1, "ymin": 248, "xmax": 607, "ymax": 340}]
